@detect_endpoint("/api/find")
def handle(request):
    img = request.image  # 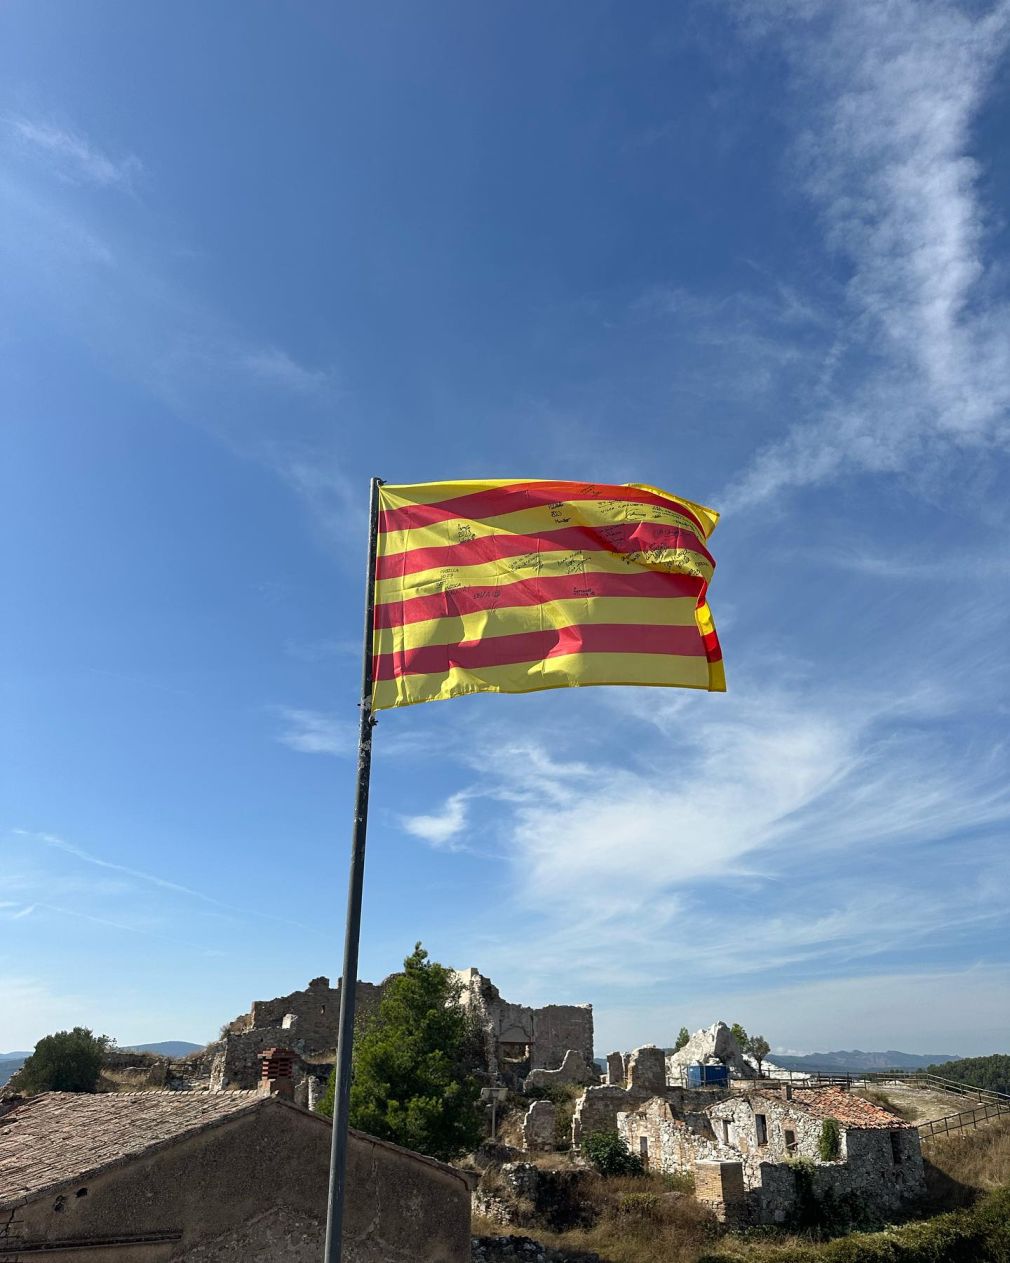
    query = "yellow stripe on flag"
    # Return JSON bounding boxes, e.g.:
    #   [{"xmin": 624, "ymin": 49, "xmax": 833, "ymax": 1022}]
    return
[{"xmin": 372, "ymin": 479, "xmax": 724, "ymax": 710}]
